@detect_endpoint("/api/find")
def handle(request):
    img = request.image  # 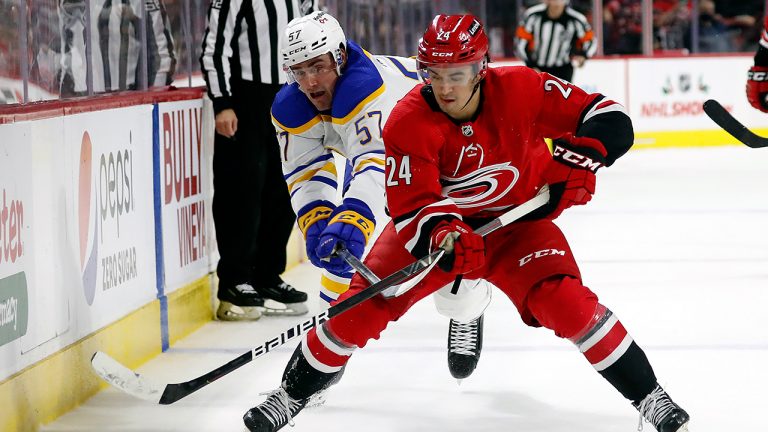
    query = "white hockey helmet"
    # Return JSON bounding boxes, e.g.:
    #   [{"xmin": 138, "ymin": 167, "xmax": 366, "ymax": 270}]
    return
[{"xmin": 281, "ymin": 11, "xmax": 347, "ymax": 82}]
